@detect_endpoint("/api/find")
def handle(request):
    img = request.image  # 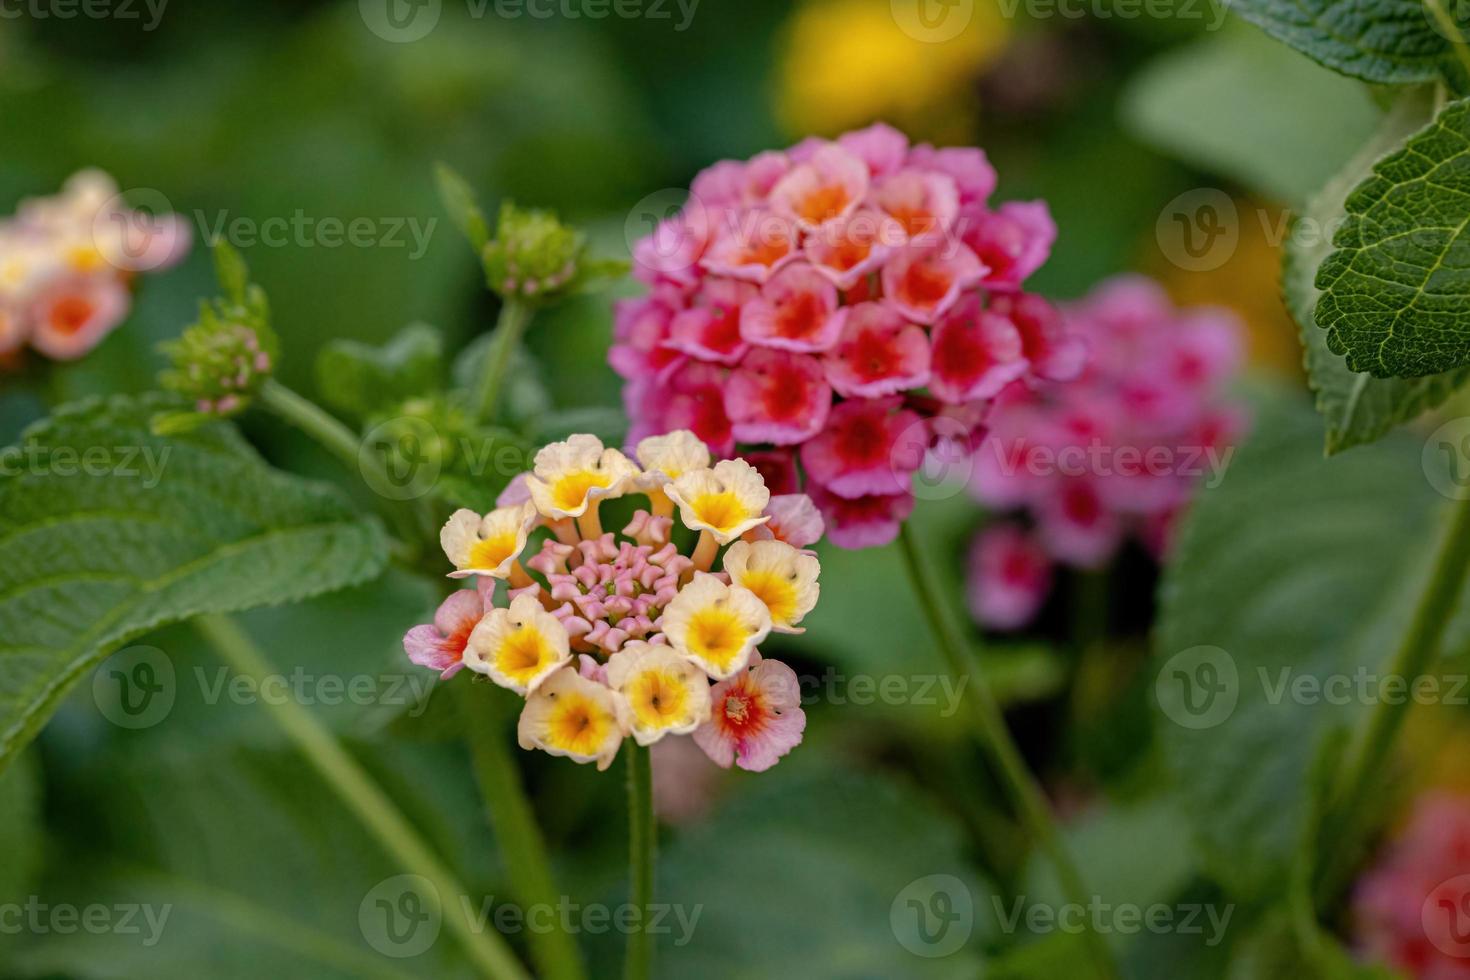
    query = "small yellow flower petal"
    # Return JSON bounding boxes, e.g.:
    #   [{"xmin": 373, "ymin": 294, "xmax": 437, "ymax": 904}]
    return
[
  {"xmin": 517, "ymin": 666, "xmax": 630, "ymax": 770},
  {"xmin": 605, "ymin": 641, "xmax": 712, "ymax": 745},
  {"xmin": 633, "ymin": 429, "xmax": 712, "ymax": 492},
  {"xmin": 464, "ymin": 593, "xmax": 572, "ymax": 694},
  {"xmin": 440, "ymin": 504, "xmax": 535, "ymax": 579},
  {"xmin": 722, "ymin": 539, "xmax": 821, "ymax": 633},
  {"xmin": 525, "ymin": 434, "xmax": 640, "ymax": 519},
  {"xmin": 662, "ymin": 572, "xmax": 772, "ymax": 680},
  {"xmin": 664, "ymin": 459, "xmax": 771, "ymax": 545}
]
